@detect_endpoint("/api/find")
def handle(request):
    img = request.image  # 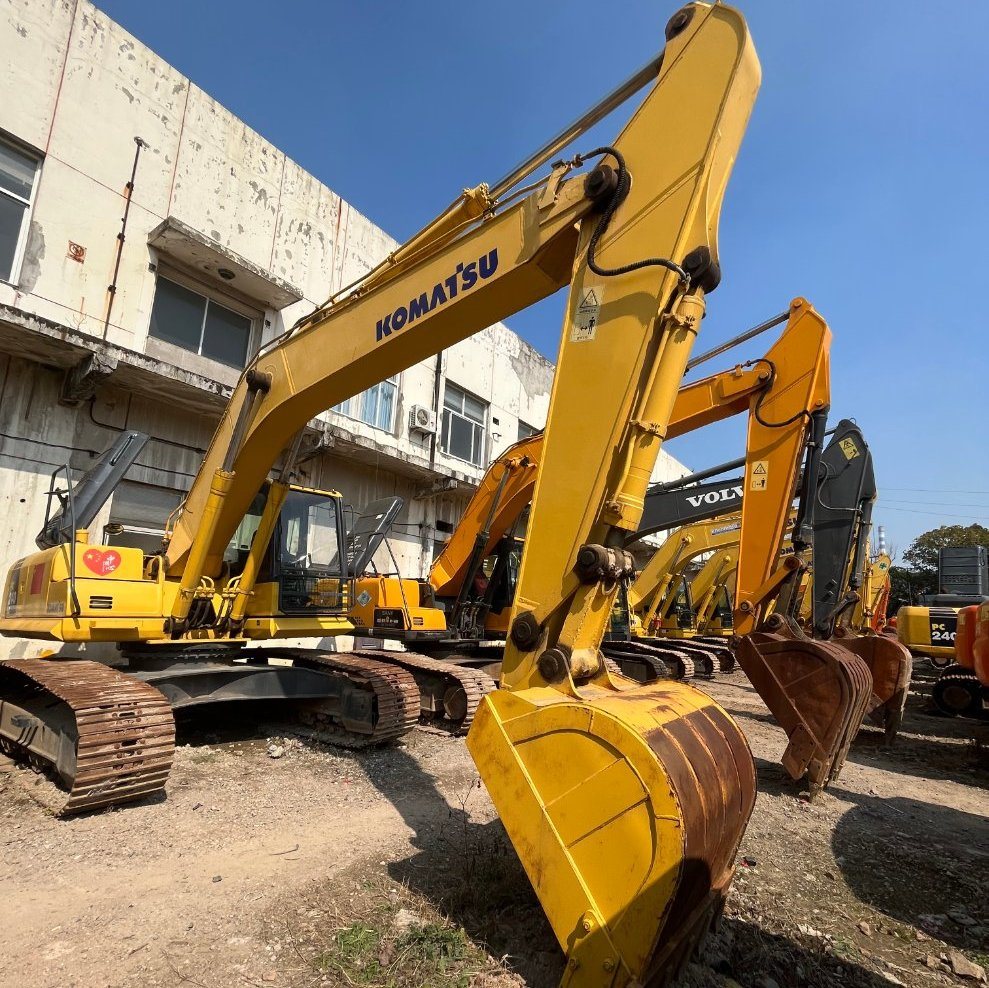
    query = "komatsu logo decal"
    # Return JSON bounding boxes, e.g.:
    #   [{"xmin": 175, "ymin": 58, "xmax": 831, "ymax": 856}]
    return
[
  {"xmin": 685, "ymin": 485, "xmax": 743, "ymax": 509},
  {"xmin": 375, "ymin": 249, "xmax": 499, "ymax": 343}
]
